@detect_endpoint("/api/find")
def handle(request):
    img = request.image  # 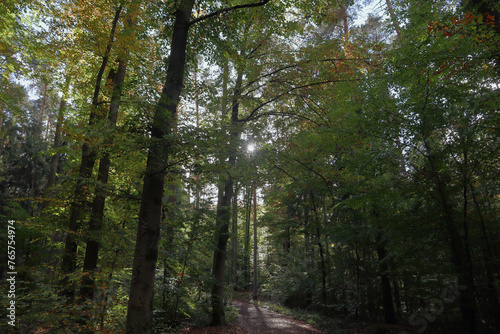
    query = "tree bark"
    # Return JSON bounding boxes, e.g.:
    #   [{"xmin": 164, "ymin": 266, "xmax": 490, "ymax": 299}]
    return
[
  {"xmin": 80, "ymin": 56, "xmax": 128, "ymax": 301},
  {"xmin": 385, "ymin": 0, "xmax": 402, "ymax": 38},
  {"xmin": 376, "ymin": 236, "xmax": 397, "ymax": 324},
  {"xmin": 80, "ymin": 0, "xmax": 140, "ymax": 302},
  {"xmin": 304, "ymin": 205, "xmax": 312, "ymax": 307},
  {"xmin": 210, "ymin": 176, "xmax": 234, "ymax": 326},
  {"xmin": 230, "ymin": 182, "xmax": 239, "ymax": 286},
  {"xmin": 252, "ymin": 181, "xmax": 258, "ymax": 300},
  {"xmin": 210, "ymin": 71, "xmax": 242, "ymax": 326},
  {"xmin": 125, "ymin": 2, "xmax": 195, "ymax": 333},
  {"xmin": 46, "ymin": 78, "xmax": 69, "ymax": 189},
  {"xmin": 244, "ymin": 186, "xmax": 252, "ymax": 289}
]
